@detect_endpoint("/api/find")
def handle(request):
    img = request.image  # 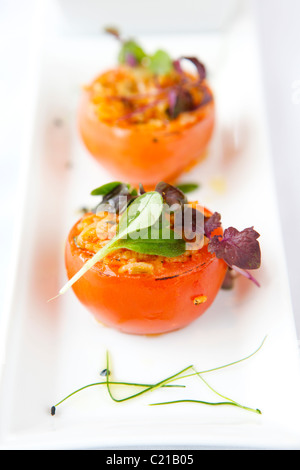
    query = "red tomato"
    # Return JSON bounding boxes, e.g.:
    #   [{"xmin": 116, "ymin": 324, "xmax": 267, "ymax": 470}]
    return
[{"xmin": 65, "ymin": 215, "xmax": 227, "ymax": 335}]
